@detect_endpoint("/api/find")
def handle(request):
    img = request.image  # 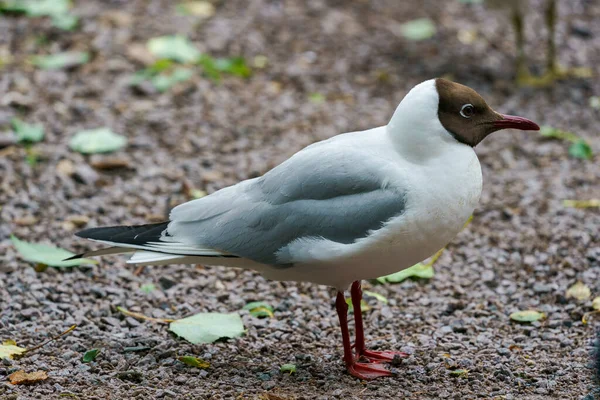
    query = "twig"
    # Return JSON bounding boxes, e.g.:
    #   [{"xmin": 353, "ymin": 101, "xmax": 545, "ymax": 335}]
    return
[
  {"xmin": 116, "ymin": 306, "xmax": 174, "ymax": 324},
  {"xmin": 23, "ymin": 325, "xmax": 77, "ymax": 354}
]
